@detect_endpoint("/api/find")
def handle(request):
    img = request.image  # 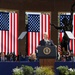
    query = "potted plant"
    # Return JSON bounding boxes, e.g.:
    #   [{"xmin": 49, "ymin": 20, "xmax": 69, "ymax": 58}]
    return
[
  {"xmin": 56, "ymin": 66, "xmax": 68, "ymax": 75},
  {"xmin": 69, "ymin": 71, "xmax": 75, "ymax": 75},
  {"xmin": 68, "ymin": 68, "xmax": 75, "ymax": 75},
  {"xmin": 22, "ymin": 65, "xmax": 34, "ymax": 75},
  {"xmin": 35, "ymin": 66, "xmax": 54, "ymax": 75},
  {"xmin": 12, "ymin": 67, "xmax": 24, "ymax": 75}
]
